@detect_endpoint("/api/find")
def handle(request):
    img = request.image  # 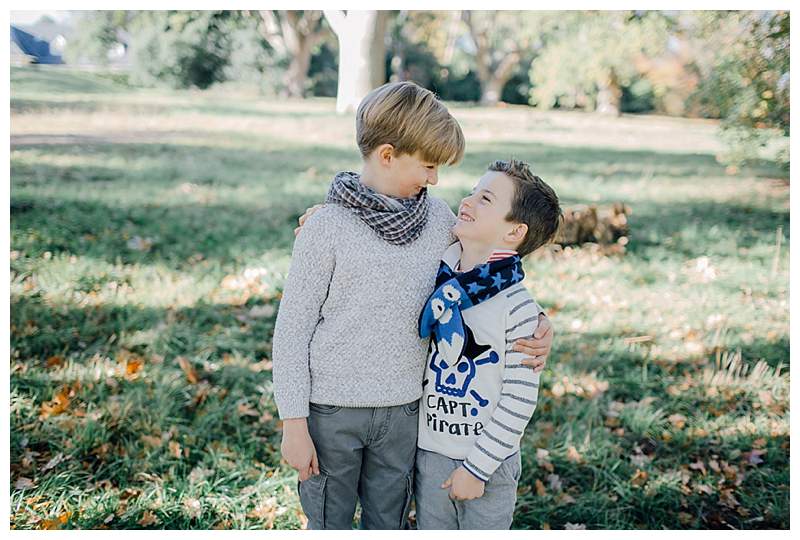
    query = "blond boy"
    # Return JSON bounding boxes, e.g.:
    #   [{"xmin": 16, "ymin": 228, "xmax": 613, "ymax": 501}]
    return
[{"xmin": 272, "ymin": 82, "xmax": 553, "ymax": 530}]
